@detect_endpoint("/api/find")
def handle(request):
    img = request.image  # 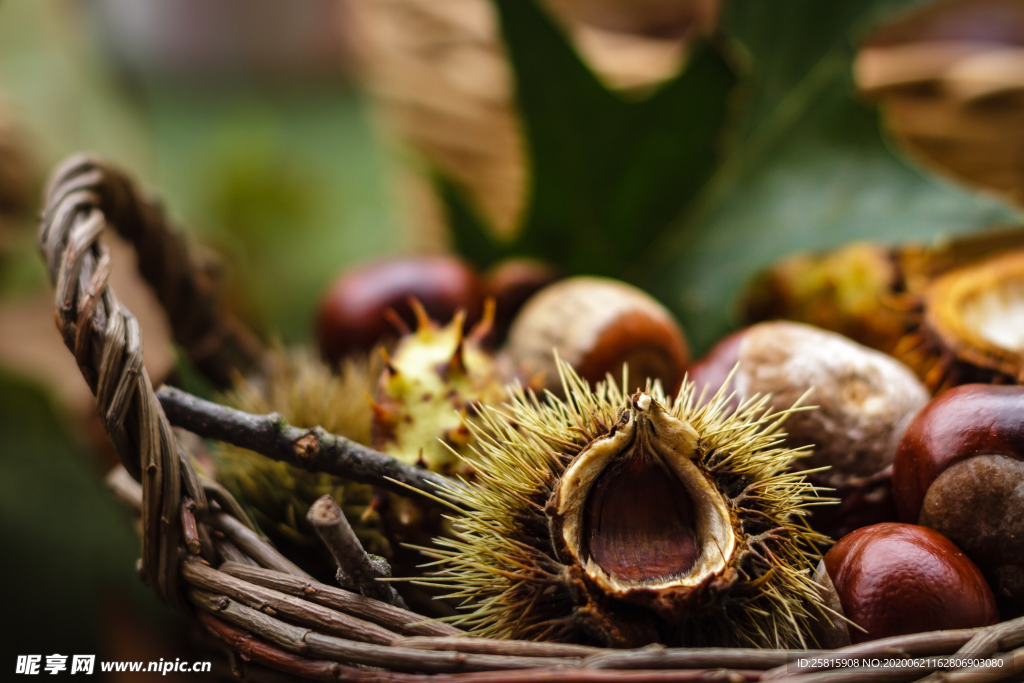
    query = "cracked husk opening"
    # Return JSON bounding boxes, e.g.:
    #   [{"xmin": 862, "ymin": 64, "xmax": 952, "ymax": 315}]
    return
[
  {"xmin": 926, "ymin": 250, "xmax": 1024, "ymax": 380},
  {"xmin": 552, "ymin": 393, "xmax": 735, "ymax": 599},
  {"xmin": 418, "ymin": 361, "xmax": 834, "ymax": 648}
]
